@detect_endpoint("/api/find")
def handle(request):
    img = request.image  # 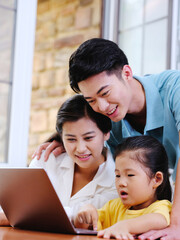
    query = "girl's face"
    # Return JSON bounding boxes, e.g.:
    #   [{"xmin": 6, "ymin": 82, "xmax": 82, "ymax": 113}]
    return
[
  {"xmin": 115, "ymin": 150, "xmax": 157, "ymax": 210},
  {"xmin": 62, "ymin": 117, "xmax": 109, "ymax": 170}
]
